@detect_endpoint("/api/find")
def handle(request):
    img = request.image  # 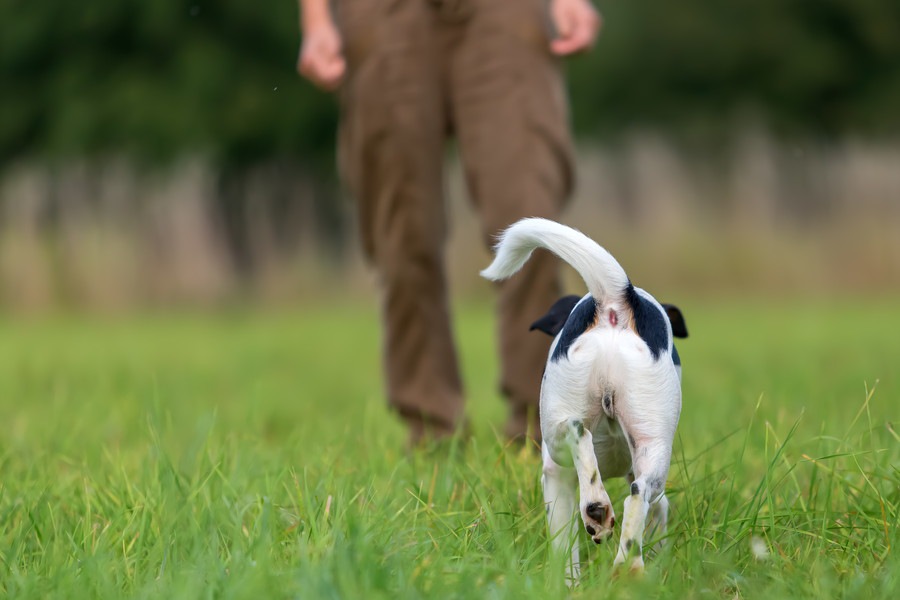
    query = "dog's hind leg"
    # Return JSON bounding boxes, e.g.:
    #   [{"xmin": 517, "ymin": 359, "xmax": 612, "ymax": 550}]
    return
[
  {"xmin": 615, "ymin": 482, "xmax": 670, "ymax": 569},
  {"xmin": 542, "ymin": 443, "xmax": 580, "ymax": 583},
  {"xmin": 565, "ymin": 419, "xmax": 616, "ymax": 545},
  {"xmin": 614, "ymin": 391, "xmax": 679, "ymax": 571}
]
